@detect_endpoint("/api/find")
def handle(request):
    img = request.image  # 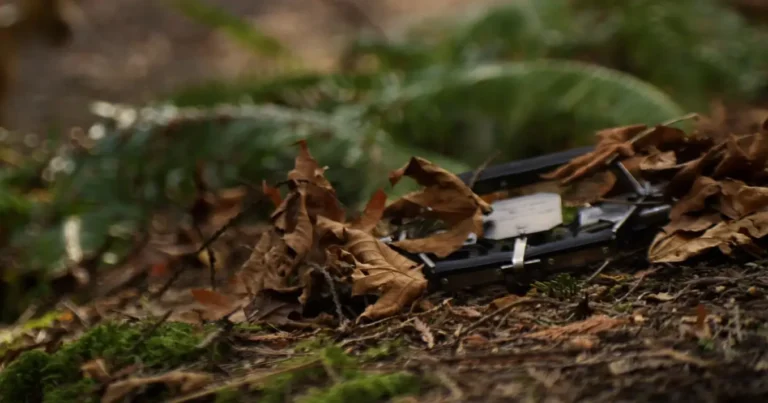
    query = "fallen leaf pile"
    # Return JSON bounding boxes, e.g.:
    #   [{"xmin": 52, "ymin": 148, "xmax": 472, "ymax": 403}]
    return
[
  {"xmin": 544, "ymin": 116, "xmax": 768, "ymax": 263},
  {"xmin": 225, "ymin": 141, "xmax": 490, "ymax": 322}
]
